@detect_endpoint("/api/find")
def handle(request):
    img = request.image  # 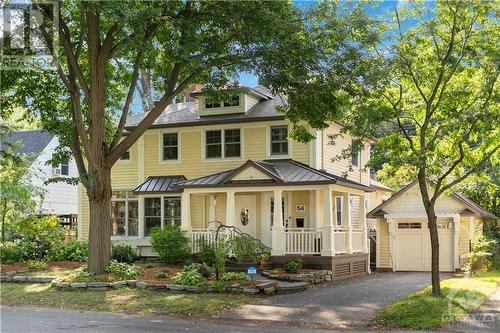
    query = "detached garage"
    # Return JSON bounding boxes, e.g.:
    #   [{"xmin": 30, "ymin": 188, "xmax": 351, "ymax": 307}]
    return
[{"xmin": 367, "ymin": 181, "xmax": 497, "ymax": 272}]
